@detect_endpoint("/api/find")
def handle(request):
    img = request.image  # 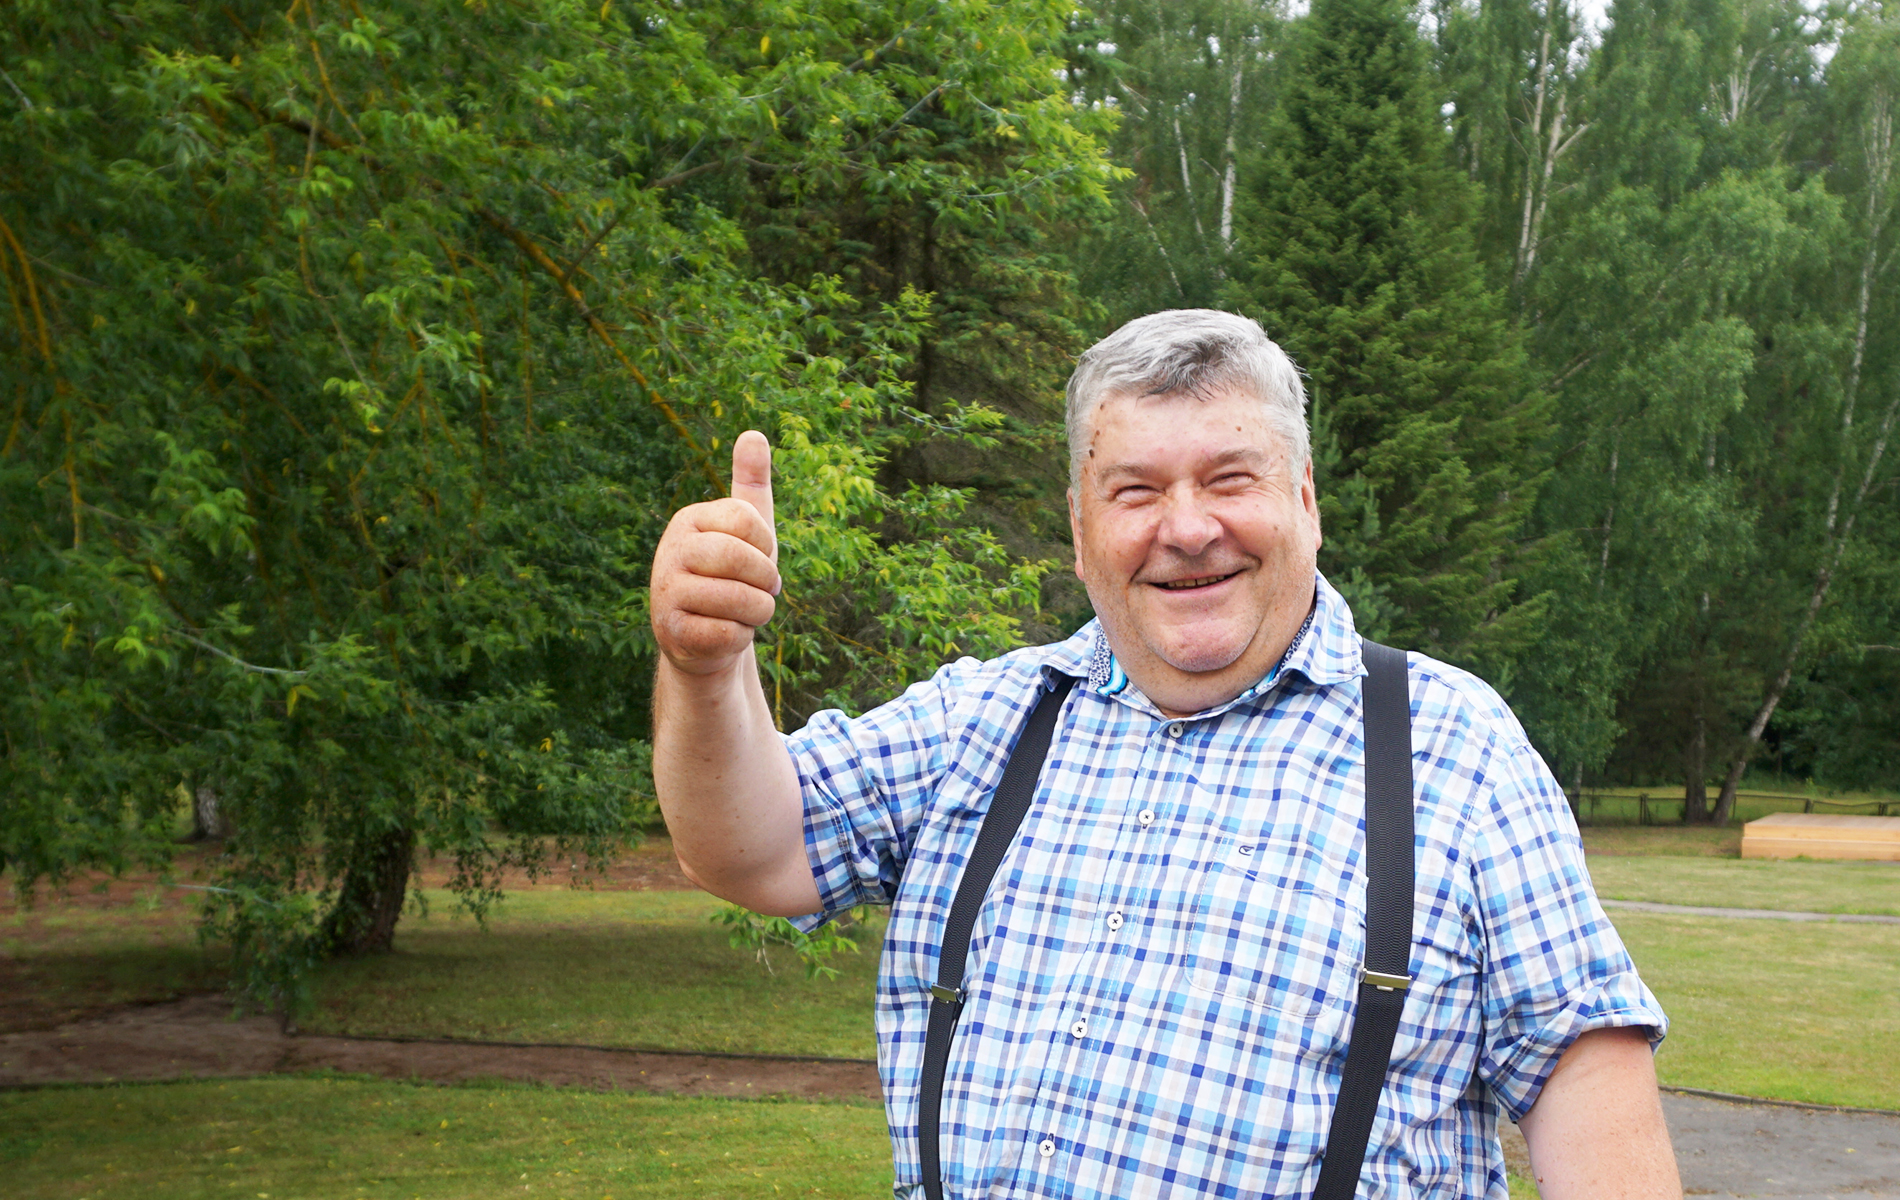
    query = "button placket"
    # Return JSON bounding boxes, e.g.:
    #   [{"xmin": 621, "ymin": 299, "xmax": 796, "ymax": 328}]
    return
[{"xmin": 1038, "ymin": 1137, "xmax": 1056, "ymax": 1159}]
